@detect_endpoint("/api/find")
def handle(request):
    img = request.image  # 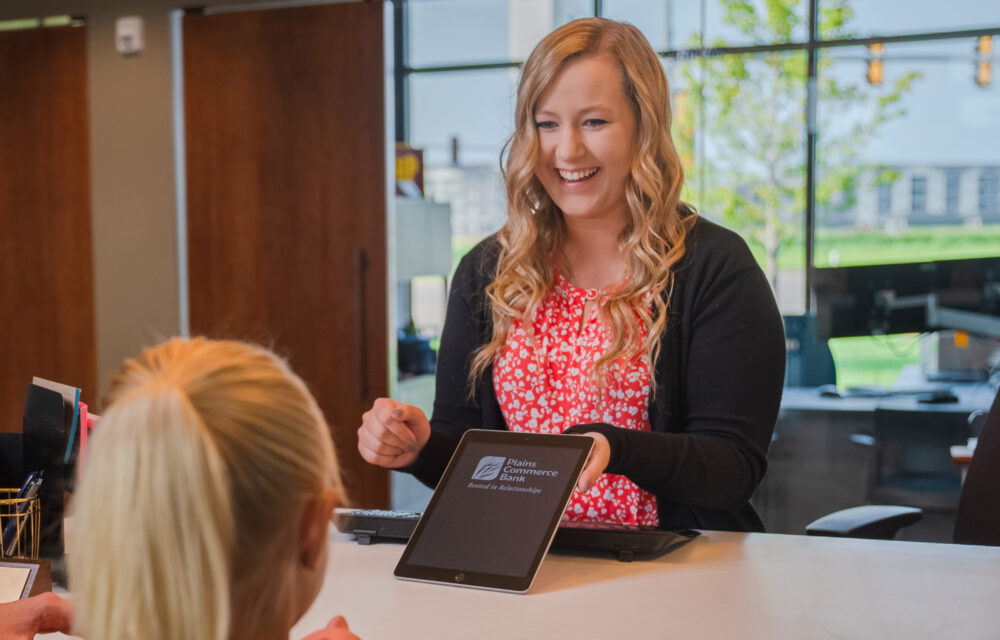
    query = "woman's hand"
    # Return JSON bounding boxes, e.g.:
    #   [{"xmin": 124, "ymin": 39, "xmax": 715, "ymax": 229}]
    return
[
  {"xmin": 574, "ymin": 431, "xmax": 611, "ymax": 493},
  {"xmin": 0, "ymin": 592, "xmax": 73, "ymax": 640},
  {"xmin": 357, "ymin": 399, "xmax": 431, "ymax": 468},
  {"xmin": 301, "ymin": 615, "xmax": 361, "ymax": 640}
]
